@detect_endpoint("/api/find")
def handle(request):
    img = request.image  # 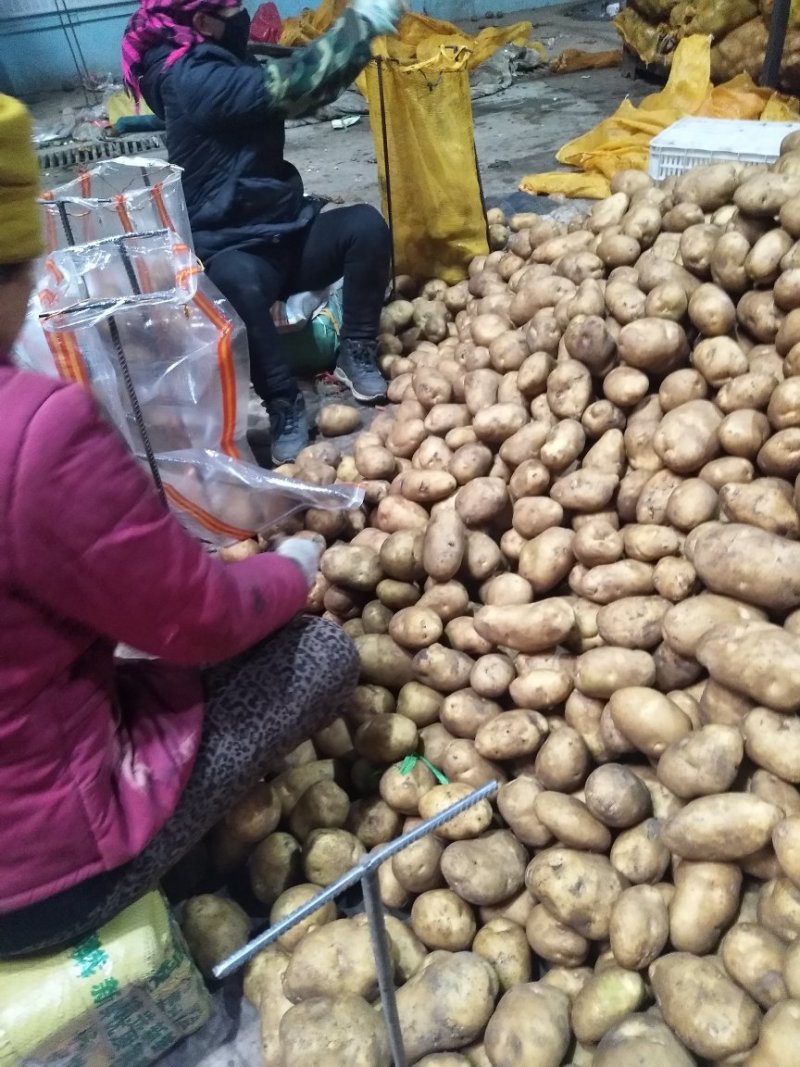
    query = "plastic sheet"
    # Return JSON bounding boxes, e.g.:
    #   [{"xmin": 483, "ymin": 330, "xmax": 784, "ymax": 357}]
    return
[
  {"xmin": 520, "ymin": 35, "xmax": 800, "ymax": 200},
  {"xmin": 39, "ymin": 157, "xmax": 193, "ymax": 254},
  {"xmin": 15, "ymin": 231, "xmax": 363, "ymax": 545}
]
